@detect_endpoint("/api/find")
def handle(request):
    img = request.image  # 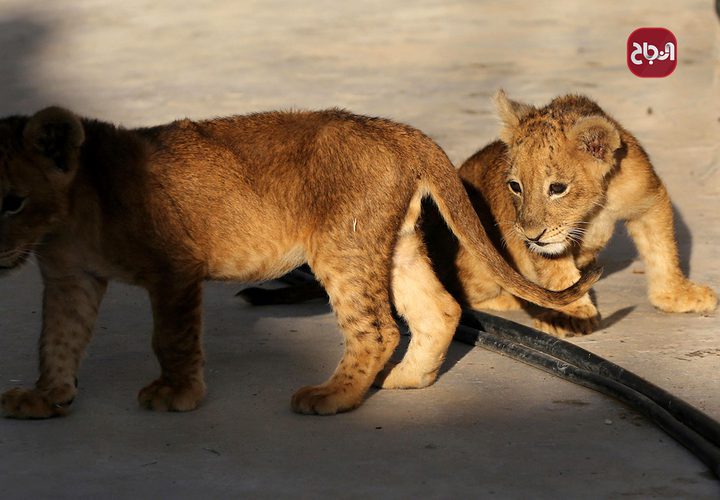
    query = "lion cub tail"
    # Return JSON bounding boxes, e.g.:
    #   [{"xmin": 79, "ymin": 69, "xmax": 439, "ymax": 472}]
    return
[{"xmin": 420, "ymin": 153, "xmax": 601, "ymax": 308}]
